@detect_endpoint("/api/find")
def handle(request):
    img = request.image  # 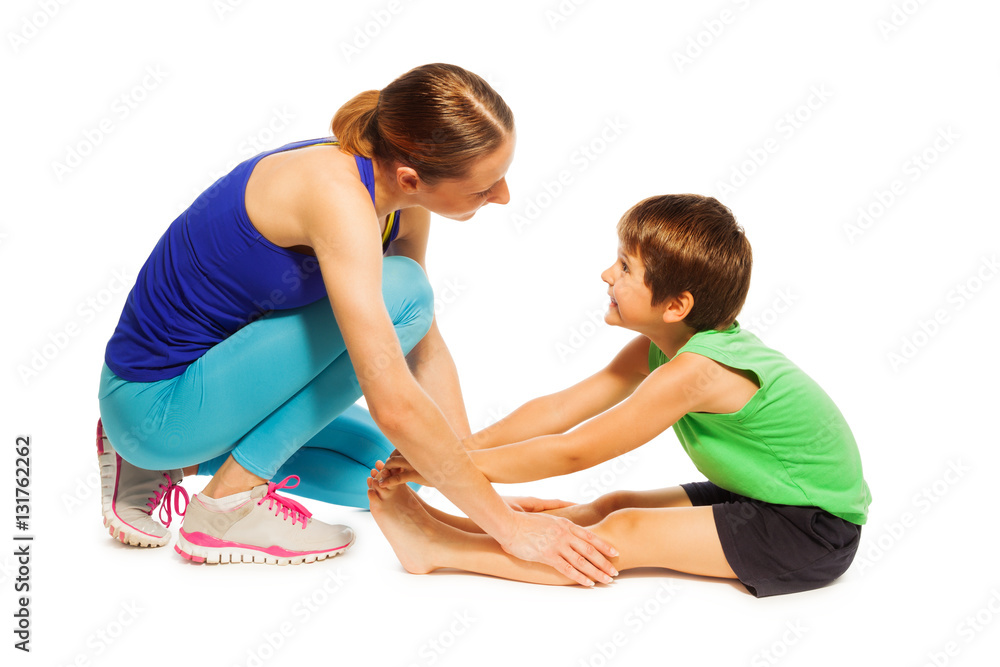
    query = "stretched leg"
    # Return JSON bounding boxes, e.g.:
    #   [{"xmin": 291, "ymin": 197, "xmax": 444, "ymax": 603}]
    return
[
  {"xmin": 407, "ymin": 485, "xmax": 694, "ymax": 534},
  {"xmin": 369, "ymin": 482, "xmax": 736, "ymax": 586}
]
